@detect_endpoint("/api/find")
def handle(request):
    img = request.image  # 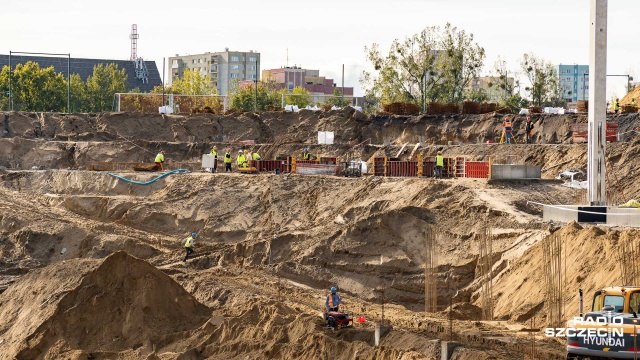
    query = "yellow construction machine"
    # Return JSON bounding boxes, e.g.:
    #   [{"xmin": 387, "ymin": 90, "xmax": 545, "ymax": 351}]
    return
[
  {"xmin": 237, "ymin": 165, "xmax": 258, "ymax": 174},
  {"xmin": 566, "ymin": 287, "xmax": 640, "ymax": 359}
]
